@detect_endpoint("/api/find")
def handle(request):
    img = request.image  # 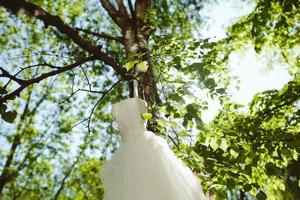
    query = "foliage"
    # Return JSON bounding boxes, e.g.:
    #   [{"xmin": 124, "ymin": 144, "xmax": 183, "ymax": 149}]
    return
[
  {"xmin": 229, "ymin": 0, "xmax": 300, "ymax": 51},
  {"xmin": 0, "ymin": 0, "xmax": 299, "ymax": 199},
  {"xmin": 227, "ymin": 0, "xmax": 300, "ymax": 74},
  {"xmin": 189, "ymin": 74, "xmax": 300, "ymax": 199}
]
